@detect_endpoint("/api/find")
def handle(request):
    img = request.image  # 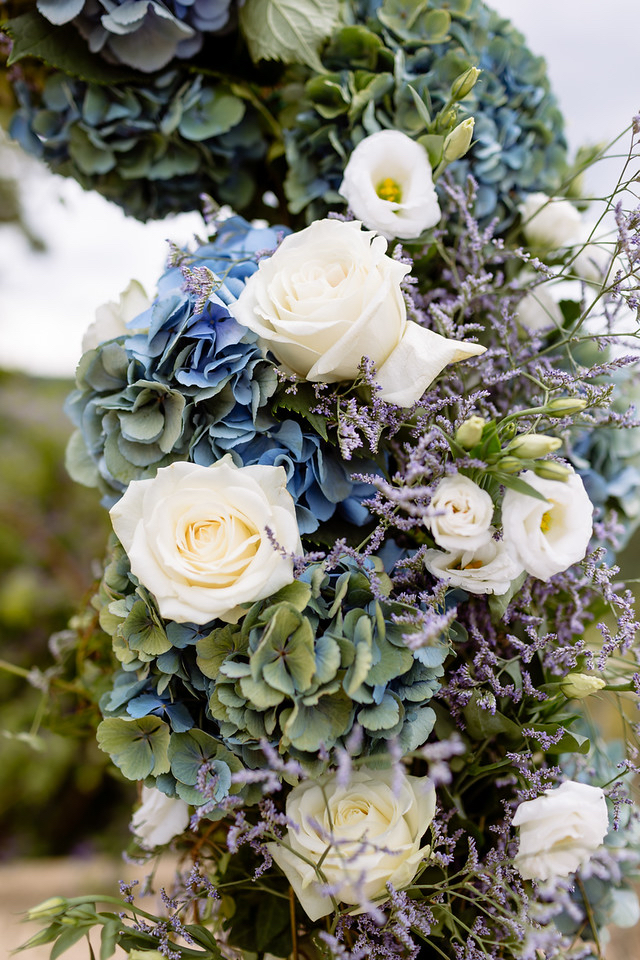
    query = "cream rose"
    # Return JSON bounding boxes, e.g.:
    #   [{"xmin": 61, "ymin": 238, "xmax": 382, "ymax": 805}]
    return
[
  {"xmin": 266, "ymin": 767, "xmax": 435, "ymax": 921},
  {"xmin": 501, "ymin": 469, "xmax": 593, "ymax": 581},
  {"xmin": 130, "ymin": 786, "xmax": 190, "ymax": 849},
  {"xmin": 424, "ymin": 540, "xmax": 524, "ymax": 595},
  {"xmin": 426, "ymin": 475, "xmax": 494, "ymax": 551},
  {"xmin": 82, "ymin": 279, "xmax": 149, "ymax": 353},
  {"xmin": 109, "ymin": 457, "xmax": 301, "ymax": 624},
  {"xmin": 230, "ymin": 219, "xmax": 485, "ymax": 408},
  {"xmin": 513, "ymin": 780, "xmax": 608, "ymax": 881},
  {"xmin": 338, "ymin": 130, "xmax": 441, "ymax": 240}
]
